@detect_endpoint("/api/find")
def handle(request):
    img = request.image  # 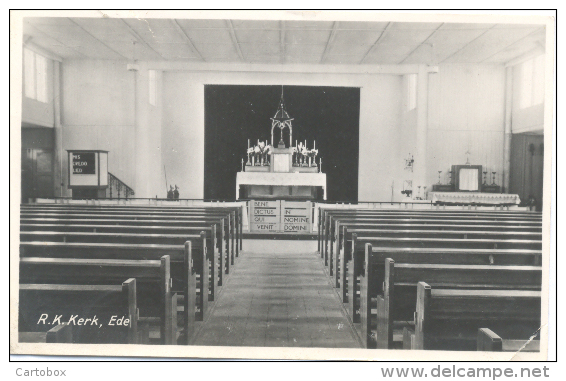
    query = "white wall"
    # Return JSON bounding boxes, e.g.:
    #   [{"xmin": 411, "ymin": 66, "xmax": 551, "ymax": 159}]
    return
[
  {"xmin": 427, "ymin": 64, "xmax": 507, "ymax": 188},
  {"xmin": 162, "ymin": 70, "xmax": 403, "ymax": 201},
  {"xmin": 59, "ymin": 60, "xmax": 509, "ymax": 201},
  {"xmin": 61, "ymin": 60, "xmax": 136, "ymax": 196}
]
